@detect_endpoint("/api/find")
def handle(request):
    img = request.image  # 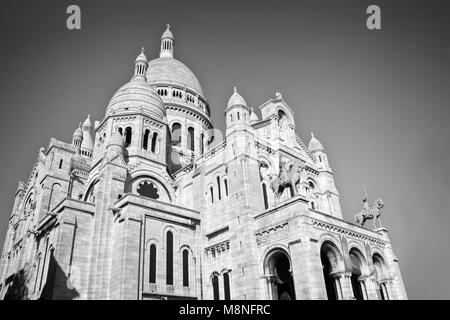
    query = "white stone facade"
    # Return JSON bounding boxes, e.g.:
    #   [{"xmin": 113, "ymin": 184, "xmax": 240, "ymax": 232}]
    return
[{"xmin": 0, "ymin": 25, "xmax": 407, "ymax": 300}]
